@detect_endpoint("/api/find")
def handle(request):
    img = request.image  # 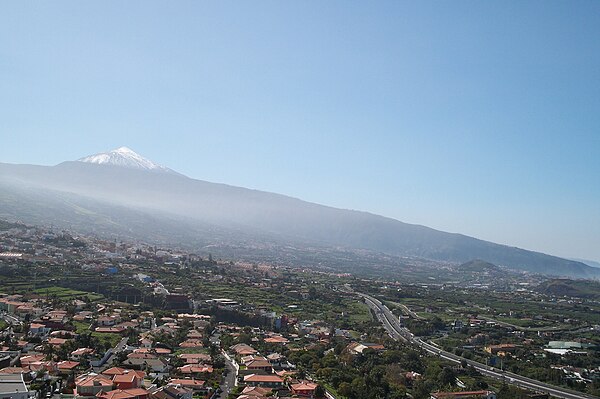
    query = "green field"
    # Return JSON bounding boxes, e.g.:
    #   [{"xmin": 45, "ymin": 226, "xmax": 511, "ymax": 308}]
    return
[
  {"xmin": 174, "ymin": 347, "xmax": 211, "ymax": 356},
  {"xmin": 32, "ymin": 286, "xmax": 104, "ymax": 301},
  {"xmin": 72, "ymin": 320, "xmax": 92, "ymax": 334},
  {"xmin": 91, "ymin": 332, "xmax": 122, "ymax": 347},
  {"xmin": 72, "ymin": 320, "xmax": 120, "ymax": 347},
  {"xmin": 347, "ymin": 300, "xmax": 373, "ymax": 323}
]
